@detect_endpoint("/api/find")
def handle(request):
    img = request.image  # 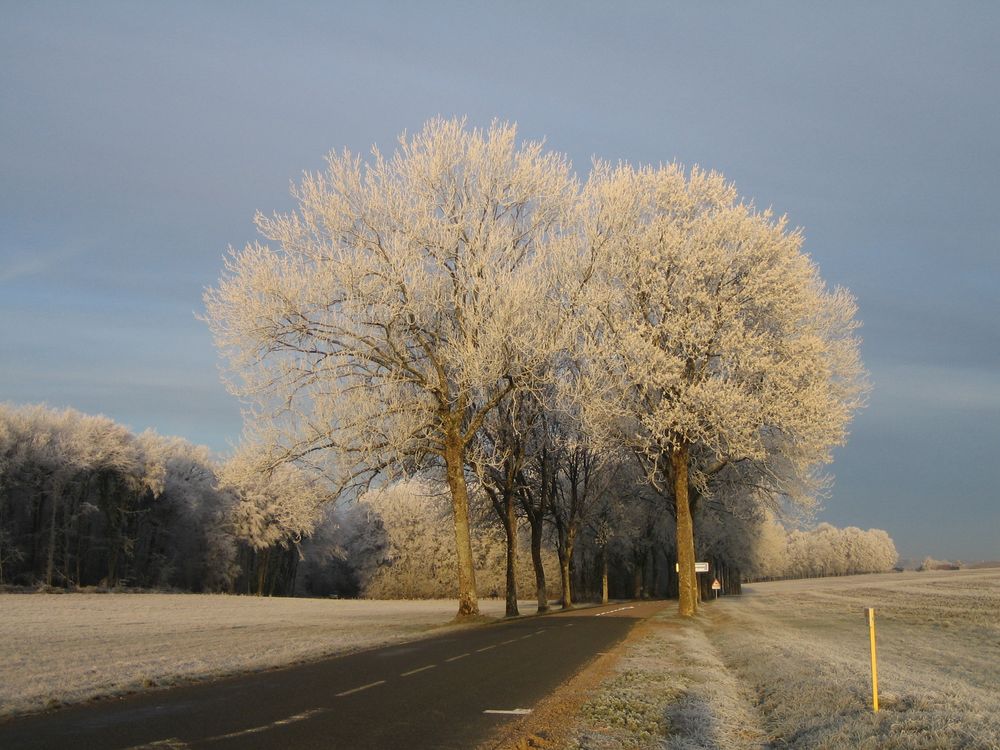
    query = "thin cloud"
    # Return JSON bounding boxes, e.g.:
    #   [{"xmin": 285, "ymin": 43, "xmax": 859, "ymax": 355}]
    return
[{"xmin": 0, "ymin": 245, "xmax": 87, "ymax": 284}]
